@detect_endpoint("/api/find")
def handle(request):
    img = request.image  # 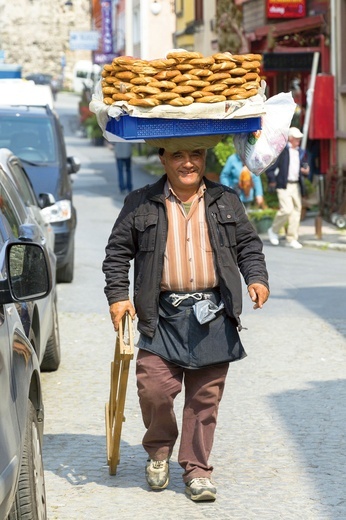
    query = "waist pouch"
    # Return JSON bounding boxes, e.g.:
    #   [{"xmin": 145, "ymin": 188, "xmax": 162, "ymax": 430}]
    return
[{"xmin": 137, "ymin": 289, "xmax": 246, "ymax": 369}]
